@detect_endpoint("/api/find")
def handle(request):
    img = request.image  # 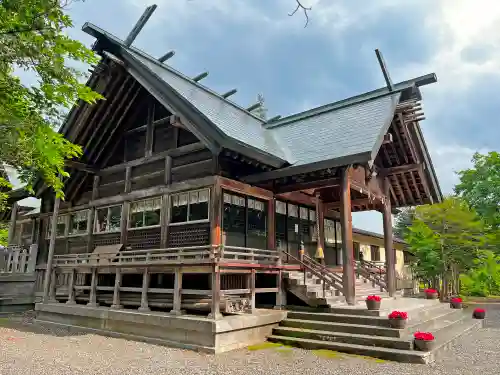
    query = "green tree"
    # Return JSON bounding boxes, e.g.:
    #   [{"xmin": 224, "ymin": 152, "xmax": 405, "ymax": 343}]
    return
[
  {"xmin": 393, "ymin": 207, "xmax": 415, "ymax": 240},
  {"xmin": 460, "ymin": 250, "xmax": 500, "ymax": 297},
  {"xmin": 0, "ymin": 222, "xmax": 7, "ymax": 246},
  {"xmin": 405, "ymin": 197, "xmax": 486, "ymax": 298},
  {"xmin": 0, "ymin": 0, "xmax": 102, "ymax": 209},
  {"xmin": 455, "ymin": 152, "xmax": 500, "ymax": 229}
]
